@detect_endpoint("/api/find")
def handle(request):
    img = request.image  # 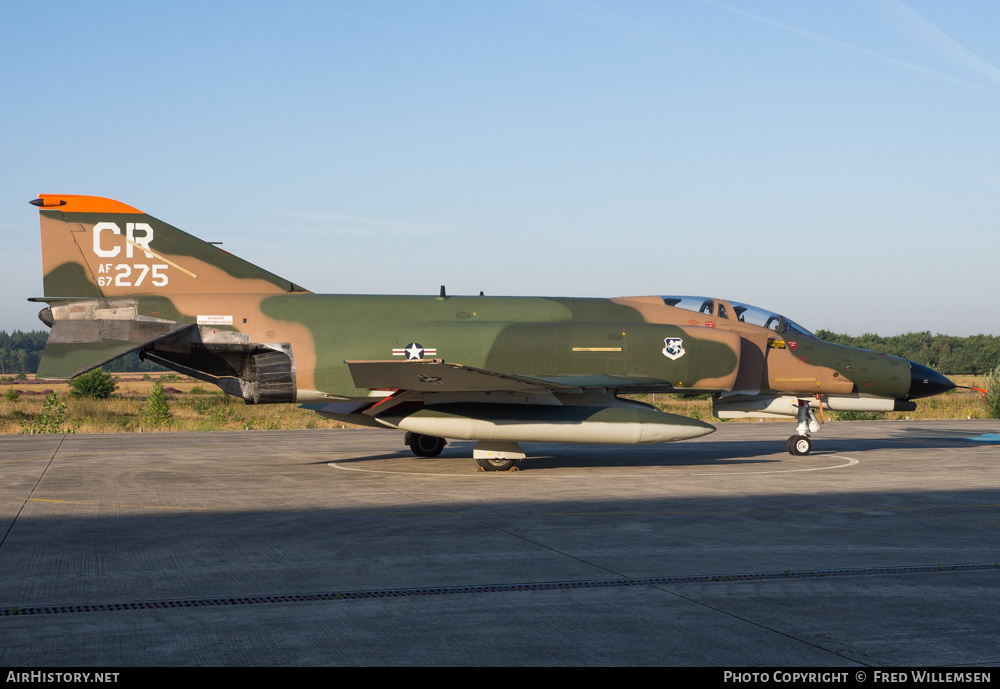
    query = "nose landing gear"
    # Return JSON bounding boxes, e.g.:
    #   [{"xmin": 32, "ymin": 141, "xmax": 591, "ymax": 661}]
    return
[{"xmin": 787, "ymin": 399, "xmax": 821, "ymax": 455}]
